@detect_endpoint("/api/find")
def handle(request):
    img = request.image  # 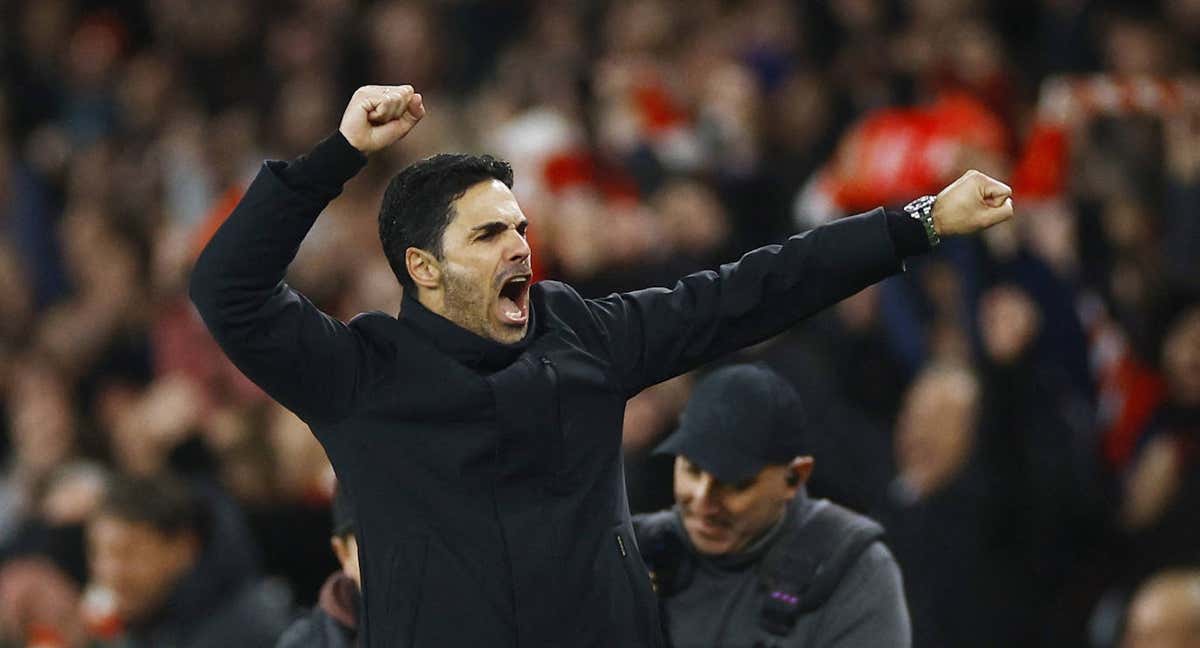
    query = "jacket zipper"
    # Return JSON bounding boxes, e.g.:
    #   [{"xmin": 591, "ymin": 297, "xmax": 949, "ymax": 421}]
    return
[{"xmin": 540, "ymin": 356, "xmax": 566, "ymax": 485}]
